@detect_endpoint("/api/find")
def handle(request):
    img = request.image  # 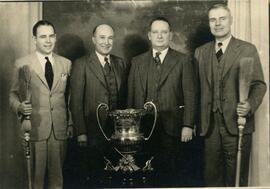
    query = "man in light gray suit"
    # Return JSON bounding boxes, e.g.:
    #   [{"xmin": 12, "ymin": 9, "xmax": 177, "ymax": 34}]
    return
[{"xmin": 9, "ymin": 20, "xmax": 72, "ymax": 189}]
